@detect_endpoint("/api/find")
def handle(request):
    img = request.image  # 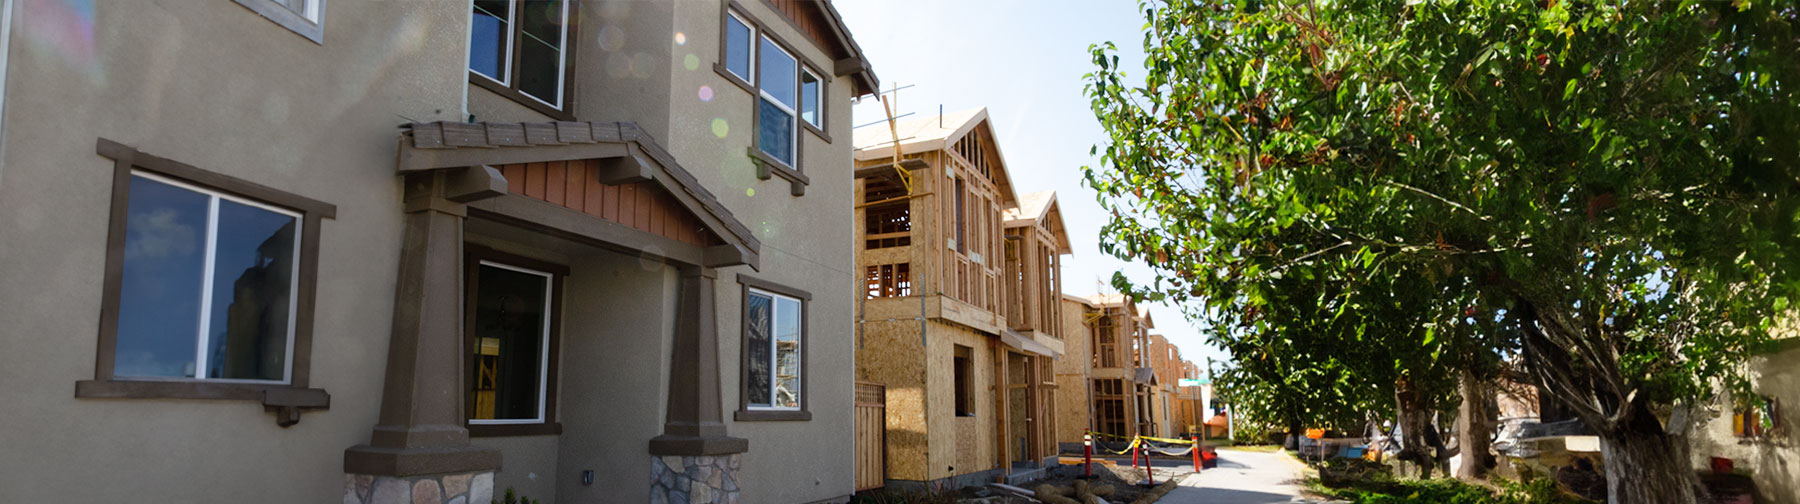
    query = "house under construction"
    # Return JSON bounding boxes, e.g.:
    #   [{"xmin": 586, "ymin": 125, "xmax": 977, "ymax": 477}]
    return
[{"xmin": 850, "ymin": 108, "xmax": 1071, "ymax": 489}]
